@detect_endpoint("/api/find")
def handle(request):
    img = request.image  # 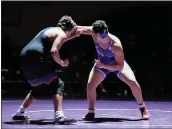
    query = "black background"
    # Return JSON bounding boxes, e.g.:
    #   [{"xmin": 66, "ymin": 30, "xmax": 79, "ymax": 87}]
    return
[{"xmin": 1, "ymin": 1, "xmax": 172, "ymax": 100}]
